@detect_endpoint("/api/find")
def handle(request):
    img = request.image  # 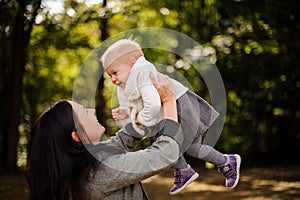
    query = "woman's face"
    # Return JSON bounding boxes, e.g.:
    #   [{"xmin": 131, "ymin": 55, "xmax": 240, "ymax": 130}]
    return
[{"xmin": 69, "ymin": 101, "xmax": 106, "ymax": 145}]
